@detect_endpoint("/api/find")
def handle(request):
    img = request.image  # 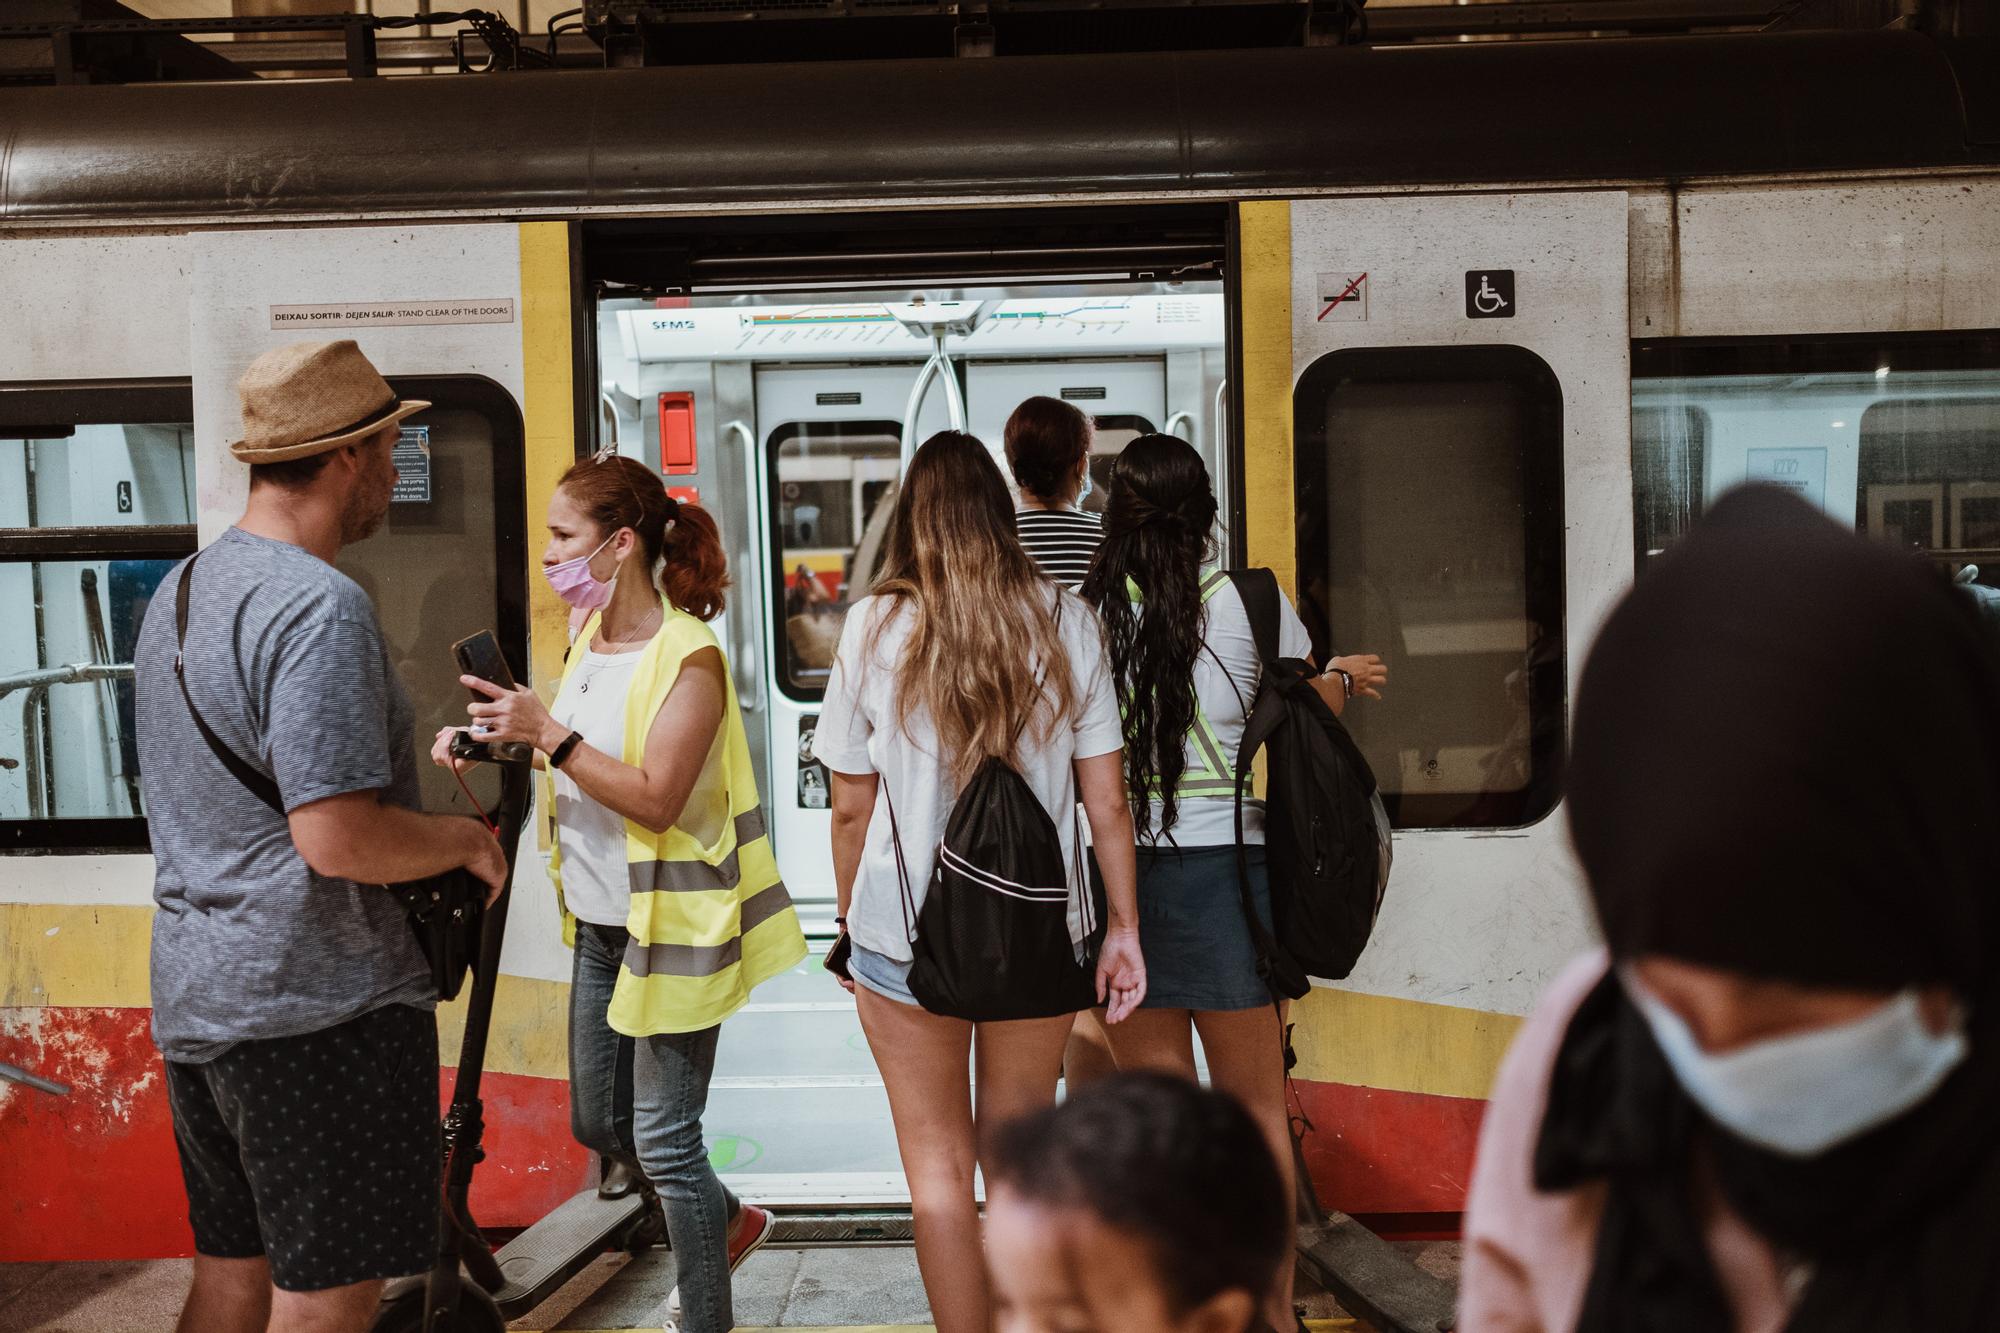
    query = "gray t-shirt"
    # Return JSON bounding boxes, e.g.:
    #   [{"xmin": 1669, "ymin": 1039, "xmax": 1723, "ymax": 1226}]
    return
[{"xmin": 137, "ymin": 526, "xmax": 433, "ymax": 1063}]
